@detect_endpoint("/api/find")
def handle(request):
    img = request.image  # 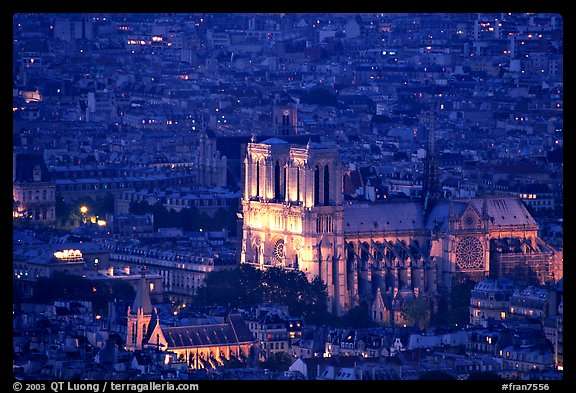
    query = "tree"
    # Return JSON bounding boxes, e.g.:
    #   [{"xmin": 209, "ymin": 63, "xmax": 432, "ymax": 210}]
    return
[
  {"xmin": 301, "ymin": 277, "xmax": 332, "ymax": 325},
  {"xmin": 93, "ymin": 192, "xmax": 115, "ymax": 216},
  {"xmin": 261, "ymin": 267, "xmax": 330, "ymax": 323},
  {"xmin": 401, "ymin": 297, "xmax": 430, "ymax": 329},
  {"xmin": 193, "ymin": 264, "xmax": 263, "ymax": 308},
  {"xmin": 432, "ymin": 280, "xmax": 476, "ymax": 328},
  {"xmin": 261, "ymin": 352, "xmax": 294, "ymax": 372},
  {"xmin": 221, "ymin": 356, "xmax": 245, "ymax": 369},
  {"xmin": 340, "ymin": 301, "xmax": 376, "ymax": 328},
  {"xmin": 191, "ymin": 265, "xmax": 331, "ymax": 325},
  {"xmin": 151, "ymin": 201, "xmax": 170, "ymax": 230},
  {"xmin": 55, "ymin": 196, "xmax": 70, "ymax": 227}
]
